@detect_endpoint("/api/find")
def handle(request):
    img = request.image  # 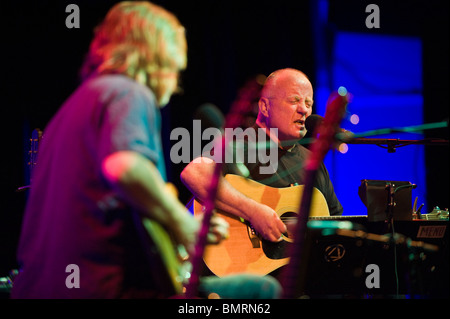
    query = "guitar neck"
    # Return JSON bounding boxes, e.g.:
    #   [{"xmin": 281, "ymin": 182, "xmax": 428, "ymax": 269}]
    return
[{"xmin": 310, "ymin": 215, "xmax": 367, "ymax": 220}]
